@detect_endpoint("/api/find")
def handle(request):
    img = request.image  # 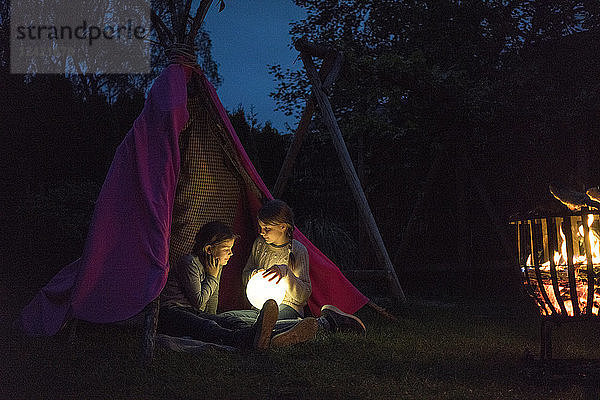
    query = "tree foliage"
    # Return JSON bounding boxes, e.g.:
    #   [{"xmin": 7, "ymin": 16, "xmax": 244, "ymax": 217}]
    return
[
  {"xmin": 4, "ymin": 1, "xmax": 600, "ymax": 278},
  {"xmin": 0, "ymin": 1, "xmax": 222, "ymax": 227},
  {"xmin": 269, "ymin": 0, "xmax": 600, "ymax": 269},
  {"xmin": 229, "ymin": 106, "xmax": 287, "ymax": 189}
]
